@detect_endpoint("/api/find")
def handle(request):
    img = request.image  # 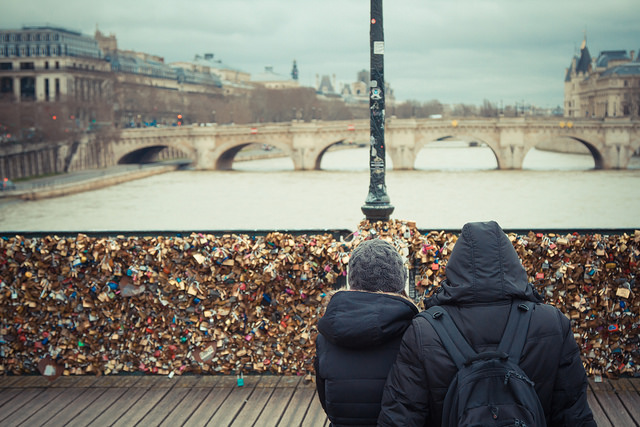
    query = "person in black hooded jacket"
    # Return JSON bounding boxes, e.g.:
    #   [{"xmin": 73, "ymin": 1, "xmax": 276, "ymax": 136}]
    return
[
  {"xmin": 378, "ymin": 221, "xmax": 595, "ymax": 427},
  {"xmin": 315, "ymin": 238, "xmax": 419, "ymax": 427}
]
